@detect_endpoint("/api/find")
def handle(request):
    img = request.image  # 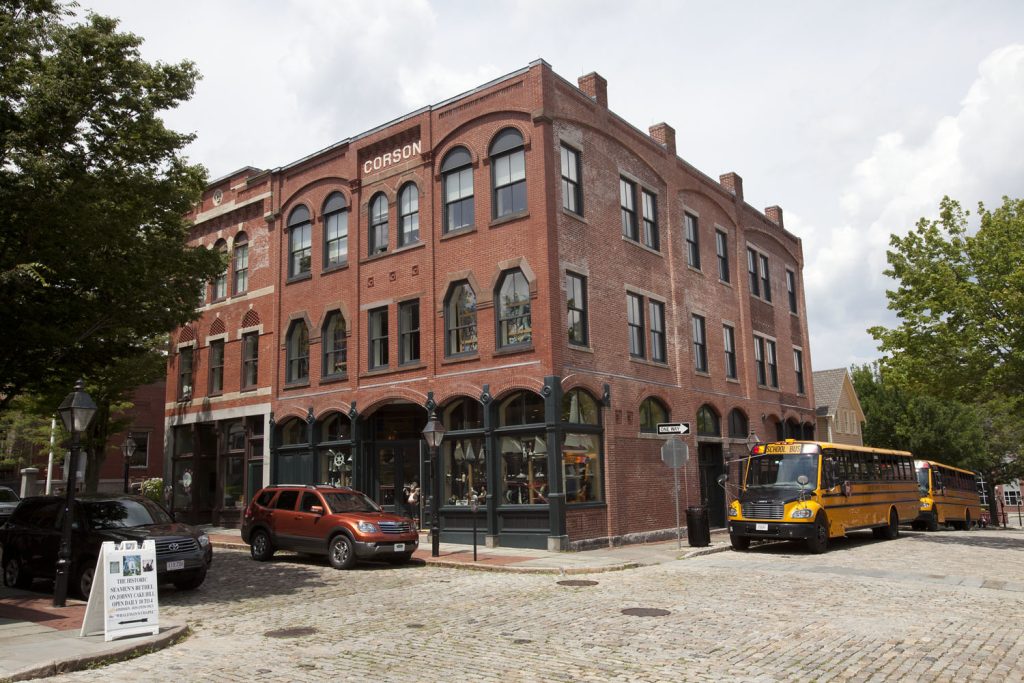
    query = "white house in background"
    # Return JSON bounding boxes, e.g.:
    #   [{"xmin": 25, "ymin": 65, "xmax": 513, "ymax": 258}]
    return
[{"xmin": 812, "ymin": 368, "xmax": 865, "ymax": 446}]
